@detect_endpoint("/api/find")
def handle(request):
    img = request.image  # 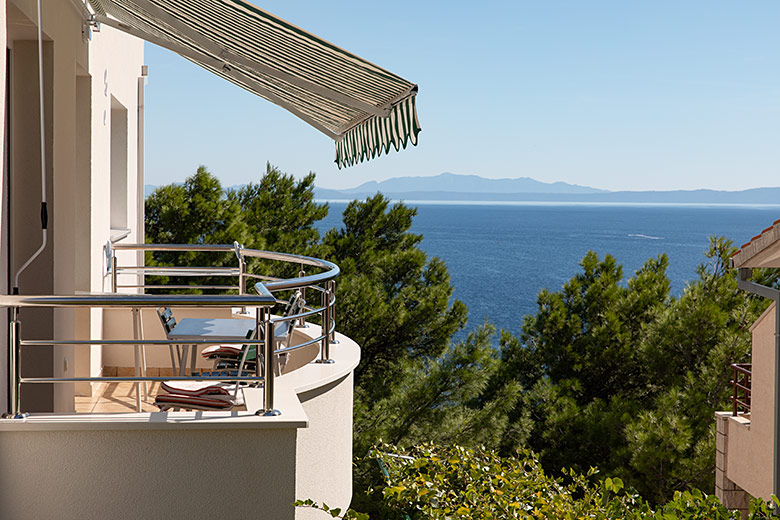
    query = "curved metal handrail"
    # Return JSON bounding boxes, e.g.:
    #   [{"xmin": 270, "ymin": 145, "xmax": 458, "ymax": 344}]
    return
[
  {"xmin": 0, "ymin": 293, "xmax": 275, "ymax": 308},
  {"xmin": 111, "ymin": 243, "xmax": 340, "ymax": 290}
]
